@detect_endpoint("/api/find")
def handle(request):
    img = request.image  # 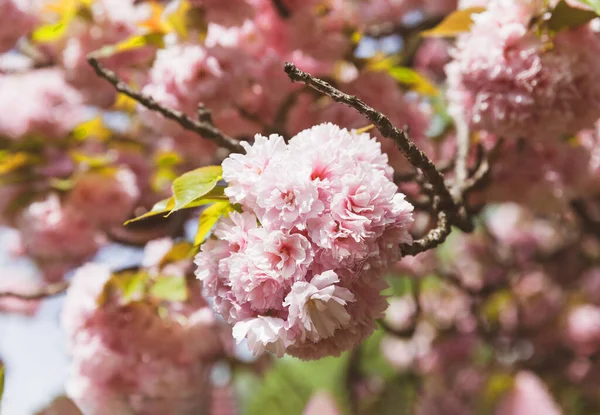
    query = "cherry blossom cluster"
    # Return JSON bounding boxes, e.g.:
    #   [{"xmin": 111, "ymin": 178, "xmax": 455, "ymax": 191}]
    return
[
  {"xmin": 62, "ymin": 245, "xmax": 227, "ymax": 414},
  {"xmin": 446, "ymin": 0, "xmax": 600, "ymax": 142},
  {"xmin": 195, "ymin": 123, "xmax": 414, "ymax": 359}
]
